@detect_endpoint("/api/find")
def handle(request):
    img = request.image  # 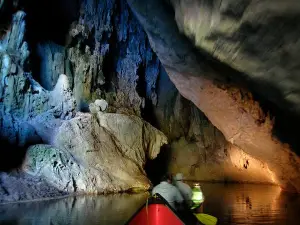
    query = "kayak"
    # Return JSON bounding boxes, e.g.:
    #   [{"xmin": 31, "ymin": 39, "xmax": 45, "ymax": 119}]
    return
[
  {"xmin": 127, "ymin": 202, "xmax": 185, "ymax": 225},
  {"xmin": 125, "ymin": 193, "xmax": 217, "ymax": 225}
]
